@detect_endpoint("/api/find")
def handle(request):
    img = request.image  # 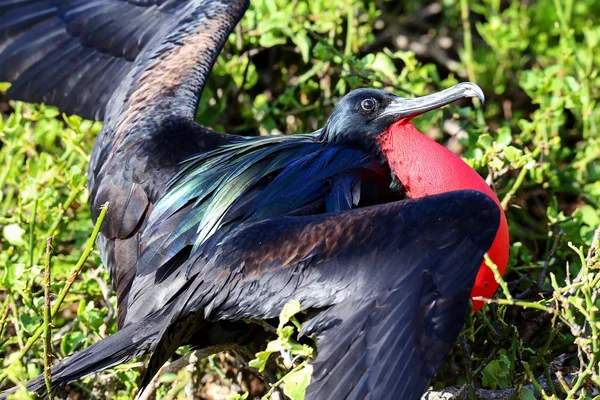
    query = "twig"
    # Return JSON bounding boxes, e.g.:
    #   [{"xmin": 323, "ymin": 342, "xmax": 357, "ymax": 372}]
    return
[
  {"xmin": 550, "ymin": 354, "xmax": 572, "ymax": 394},
  {"xmin": 261, "ymin": 360, "xmax": 308, "ymax": 400},
  {"xmin": 136, "ymin": 344, "xmax": 237, "ymax": 400},
  {"xmin": 344, "ymin": 4, "xmax": 355, "ymax": 56},
  {"xmin": 52, "ymin": 202, "xmax": 109, "ymax": 317},
  {"xmin": 306, "ymin": 30, "xmax": 416, "ymax": 95},
  {"xmin": 566, "ymin": 353, "xmax": 596, "ymax": 398},
  {"xmin": 542, "ymin": 358, "xmax": 557, "ymax": 397},
  {"xmin": 459, "ymin": 0, "xmax": 476, "ymax": 83},
  {"xmin": 500, "ymin": 167, "xmax": 528, "ymax": 210},
  {"xmin": 245, "ymin": 318, "xmax": 278, "ymax": 334},
  {"xmin": 473, "ymin": 297, "xmax": 557, "ymax": 315},
  {"xmin": 235, "ymin": 346, "xmax": 281, "ymax": 395},
  {"xmin": 346, "ymin": 70, "xmax": 416, "ymax": 96},
  {"xmin": 460, "ymin": 337, "xmax": 476, "ymax": 400},
  {"xmin": 0, "ymin": 297, "xmax": 10, "ymax": 338},
  {"xmin": 484, "ymin": 254, "xmax": 513, "ymax": 302},
  {"xmin": 0, "ymin": 202, "xmax": 109, "ymax": 384},
  {"xmin": 43, "ymin": 237, "xmax": 53, "ymax": 394},
  {"xmin": 43, "ymin": 187, "xmax": 83, "ymax": 243},
  {"xmin": 538, "ymin": 230, "xmax": 564, "ymax": 287},
  {"xmin": 522, "ymin": 362, "xmax": 548, "ymax": 398},
  {"xmin": 586, "ymin": 225, "xmax": 600, "ymax": 266}
]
